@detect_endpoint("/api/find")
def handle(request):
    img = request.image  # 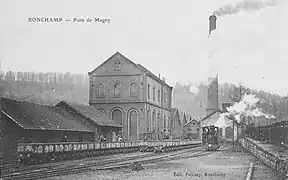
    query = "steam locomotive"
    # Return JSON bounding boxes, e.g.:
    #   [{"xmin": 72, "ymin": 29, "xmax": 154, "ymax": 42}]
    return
[{"xmin": 202, "ymin": 125, "xmax": 220, "ymax": 151}]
